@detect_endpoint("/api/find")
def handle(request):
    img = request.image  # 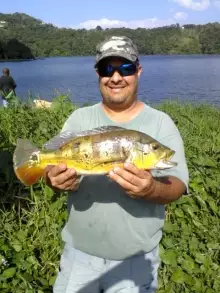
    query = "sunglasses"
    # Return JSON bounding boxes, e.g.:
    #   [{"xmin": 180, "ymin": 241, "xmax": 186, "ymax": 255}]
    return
[{"xmin": 96, "ymin": 63, "xmax": 137, "ymax": 77}]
